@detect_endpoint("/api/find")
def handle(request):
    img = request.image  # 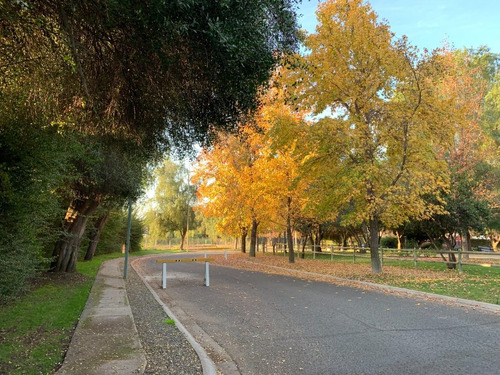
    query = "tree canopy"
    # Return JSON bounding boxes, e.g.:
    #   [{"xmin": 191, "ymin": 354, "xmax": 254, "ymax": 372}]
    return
[
  {"xmin": 1, "ymin": 0, "xmax": 300, "ymax": 152},
  {"xmin": 145, "ymin": 159, "xmax": 197, "ymax": 250},
  {"xmin": 0, "ymin": 0, "xmax": 301, "ymax": 291}
]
